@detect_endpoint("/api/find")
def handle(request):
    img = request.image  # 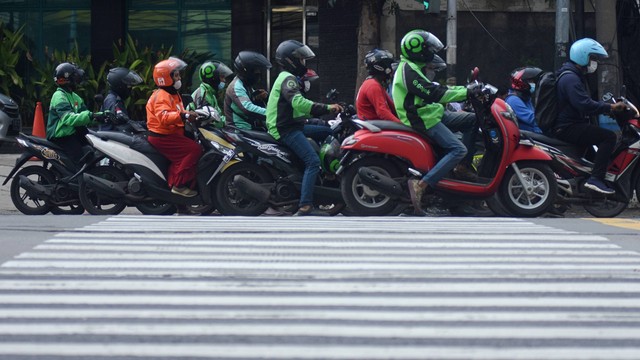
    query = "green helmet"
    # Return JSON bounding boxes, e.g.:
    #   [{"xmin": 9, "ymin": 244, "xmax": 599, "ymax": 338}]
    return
[
  {"xmin": 199, "ymin": 61, "xmax": 233, "ymax": 89},
  {"xmin": 400, "ymin": 29, "xmax": 444, "ymax": 63}
]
